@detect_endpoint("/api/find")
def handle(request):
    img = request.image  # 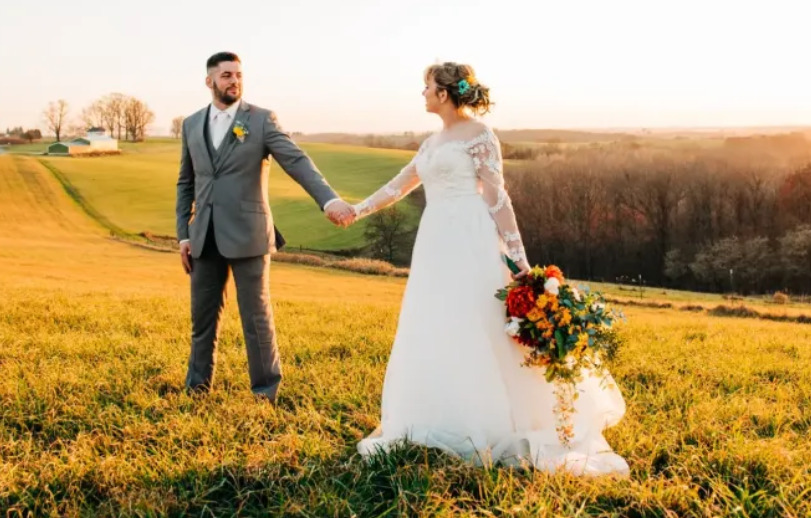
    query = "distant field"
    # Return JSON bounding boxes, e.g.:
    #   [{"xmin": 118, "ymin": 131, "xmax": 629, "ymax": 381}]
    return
[
  {"xmin": 39, "ymin": 140, "xmax": 421, "ymax": 251},
  {"xmin": 1, "ymin": 137, "xmax": 179, "ymax": 155},
  {"xmin": 0, "ymin": 141, "xmax": 52, "ymax": 154}
]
